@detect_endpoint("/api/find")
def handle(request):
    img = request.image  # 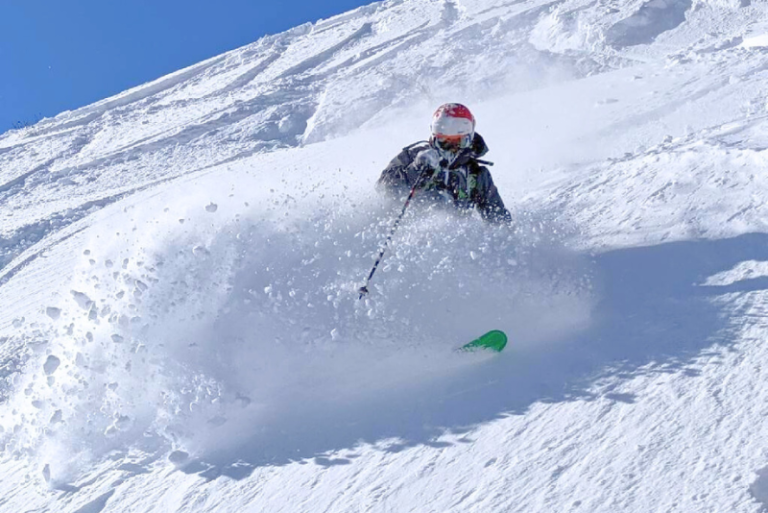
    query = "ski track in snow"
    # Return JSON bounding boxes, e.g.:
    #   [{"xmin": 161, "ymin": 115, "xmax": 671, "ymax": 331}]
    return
[{"xmin": 3, "ymin": 0, "xmax": 768, "ymax": 512}]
